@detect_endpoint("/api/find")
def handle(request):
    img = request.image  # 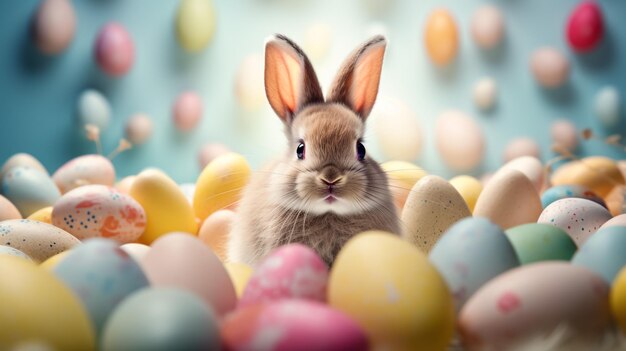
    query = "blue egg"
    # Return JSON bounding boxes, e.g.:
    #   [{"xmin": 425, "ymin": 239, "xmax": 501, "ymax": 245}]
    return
[
  {"xmin": 53, "ymin": 238, "xmax": 149, "ymax": 337},
  {"xmin": 429, "ymin": 217, "xmax": 520, "ymax": 312},
  {"xmin": 1, "ymin": 166, "xmax": 61, "ymax": 217},
  {"xmin": 541, "ymin": 185, "xmax": 606, "ymax": 209},
  {"xmin": 572, "ymin": 226, "xmax": 626, "ymax": 283}
]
